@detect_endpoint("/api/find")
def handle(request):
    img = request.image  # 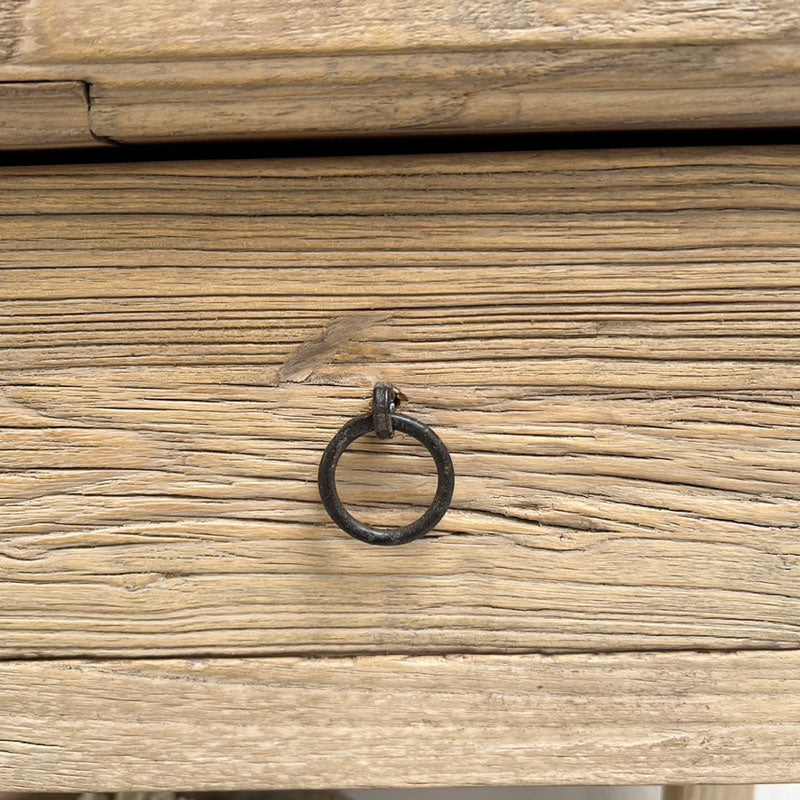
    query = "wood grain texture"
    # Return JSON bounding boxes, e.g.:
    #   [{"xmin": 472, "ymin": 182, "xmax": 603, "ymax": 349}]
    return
[
  {"xmin": 0, "ymin": 80, "xmax": 97, "ymax": 148},
  {"xmin": 2, "ymin": 650, "xmax": 800, "ymax": 790},
  {"xmin": 2, "ymin": 0, "xmax": 800, "ymax": 145},
  {"xmin": 1, "ymin": 146, "xmax": 800, "ymax": 658}
]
